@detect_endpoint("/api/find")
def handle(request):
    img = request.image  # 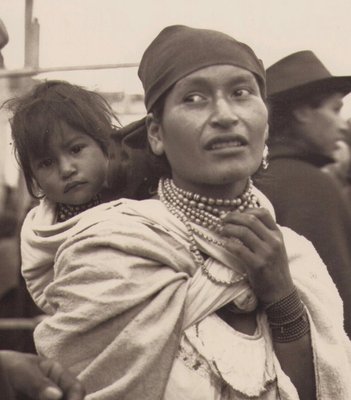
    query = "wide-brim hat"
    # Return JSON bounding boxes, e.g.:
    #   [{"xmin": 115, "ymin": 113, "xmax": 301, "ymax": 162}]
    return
[{"xmin": 266, "ymin": 50, "xmax": 351, "ymax": 103}]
